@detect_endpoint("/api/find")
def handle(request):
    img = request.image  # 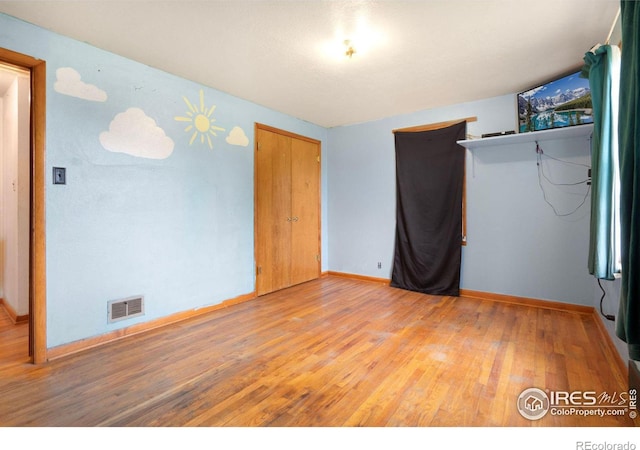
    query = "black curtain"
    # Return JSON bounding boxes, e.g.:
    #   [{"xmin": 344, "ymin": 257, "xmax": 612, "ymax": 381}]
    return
[{"xmin": 391, "ymin": 122, "xmax": 466, "ymax": 296}]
